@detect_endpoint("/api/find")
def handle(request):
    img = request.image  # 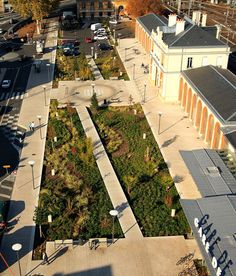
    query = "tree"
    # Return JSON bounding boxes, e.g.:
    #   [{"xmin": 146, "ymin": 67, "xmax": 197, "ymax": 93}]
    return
[
  {"xmin": 90, "ymin": 92, "xmax": 99, "ymax": 110},
  {"xmin": 126, "ymin": 0, "xmax": 163, "ymax": 18},
  {"xmin": 9, "ymin": 0, "xmax": 60, "ymax": 34}
]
